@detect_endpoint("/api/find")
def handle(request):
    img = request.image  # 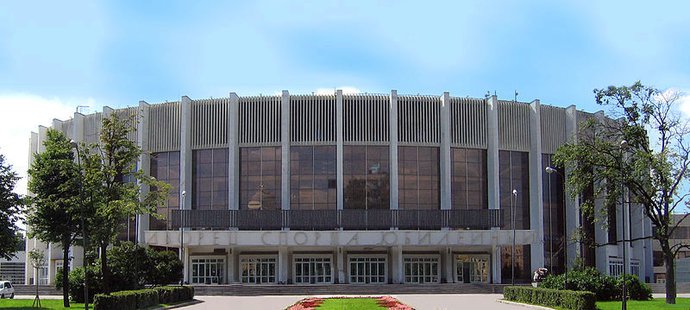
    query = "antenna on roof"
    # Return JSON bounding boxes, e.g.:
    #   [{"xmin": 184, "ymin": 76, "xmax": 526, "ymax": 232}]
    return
[
  {"xmin": 485, "ymin": 91, "xmax": 491, "ymax": 98},
  {"xmin": 76, "ymin": 105, "xmax": 89, "ymax": 113},
  {"xmin": 514, "ymin": 90, "xmax": 519, "ymax": 103}
]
